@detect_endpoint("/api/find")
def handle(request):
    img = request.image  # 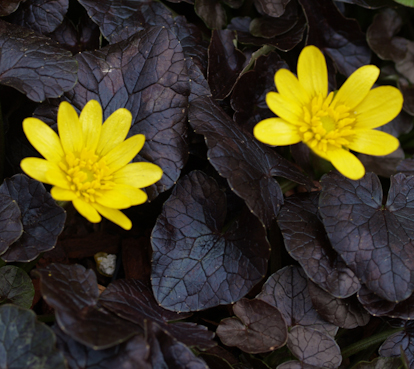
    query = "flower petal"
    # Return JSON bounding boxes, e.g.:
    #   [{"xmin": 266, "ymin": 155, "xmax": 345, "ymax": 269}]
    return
[
  {"xmin": 58, "ymin": 101, "xmax": 83, "ymax": 154},
  {"xmin": 297, "ymin": 45, "xmax": 328, "ymax": 98},
  {"xmin": 333, "ymin": 65, "xmax": 379, "ymax": 110},
  {"xmin": 105, "ymin": 134, "xmax": 145, "ymax": 174},
  {"xmin": 92, "ymin": 203, "xmax": 132, "ymax": 230},
  {"xmin": 50, "ymin": 186, "xmax": 76, "ymax": 201},
  {"xmin": 348, "ymin": 130, "xmax": 400, "ymax": 156},
  {"xmin": 353, "ymin": 86, "xmax": 404, "ymax": 130},
  {"xmin": 326, "ymin": 148, "xmax": 365, "ymax": 180},
  {"xmin": 96, "ymin": 108, "xmax": 132, "ymax": 156},
  {"xmin": 113, "ymin": 184, "xmax": 148, "ymax": 205},
  {"xmin": 21, "ymin": 158, "xmax": 63, "ymax": 185},
  {"xmin": 254, "ymin": 118, "xmax": 301, "ymax": 146},
  {"xmin": 266, "ymin": 92, "xmax": 303, "ymax": 124},
  {"xmin": 79, "ymin": 100, "xmax": 102, "ymax": 152},
  {"xmin": 23, "ymin": 118, "xmax": 64, "ymax": 163},
  {"xmin": 73, "ymin": 198, "xmax": 101, "ymax": 223},
  {"xmin": 96, "ymin": 189, "xmax": 132, "ymax": 209},
  {"xmin": 275, "ymin": 68, "xmax": 310, "ymax": 106},
  {"xmin": 113, "ymin": 162, "xmax": 163, "ymax": 188}
]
